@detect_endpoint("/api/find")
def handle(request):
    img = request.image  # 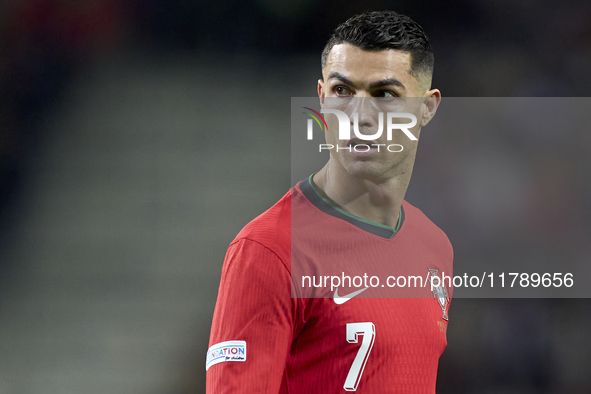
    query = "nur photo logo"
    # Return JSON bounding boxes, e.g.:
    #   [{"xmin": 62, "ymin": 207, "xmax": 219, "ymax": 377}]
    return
[{"xmin": 302, "ymin": 107, "xmax": 418, "ymax": 153}]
